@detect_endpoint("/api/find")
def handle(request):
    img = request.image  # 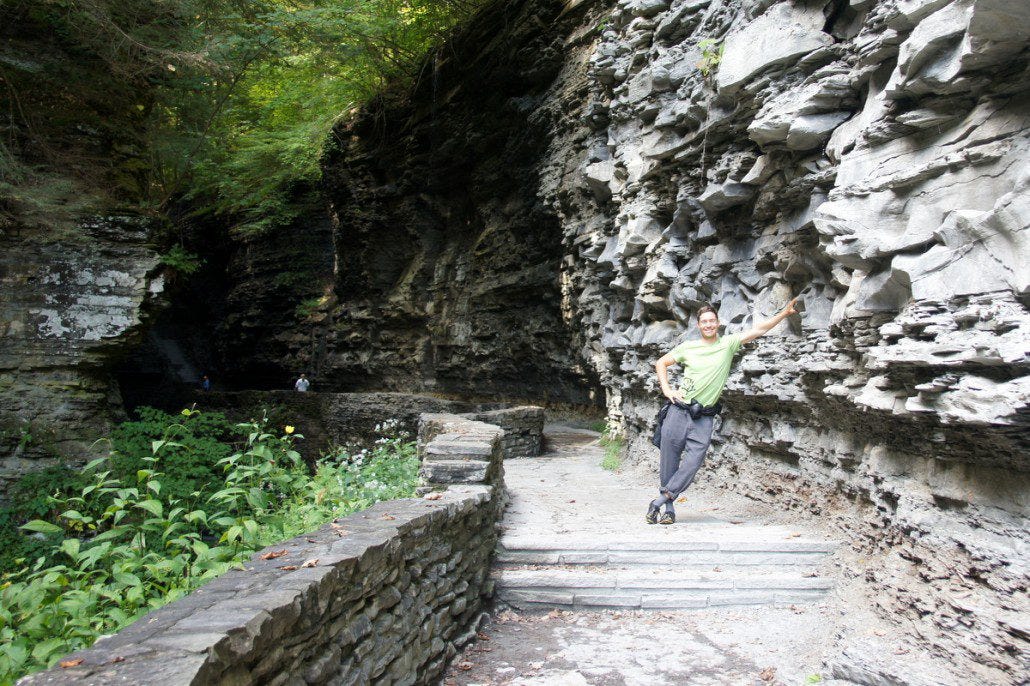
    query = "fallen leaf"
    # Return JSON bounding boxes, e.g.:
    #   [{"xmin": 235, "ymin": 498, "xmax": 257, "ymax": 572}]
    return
[
  {"xmin": 476, "ymin": 632, "xmax": 491, "ymax": 641},
  {"xmin": 894, "ymin": 648, "xmax": 909, "ymax": 655},
  {"xmin": 568, "ymin": 499, "xmax": 576, "ymax": 503},
  {"xmin": 547, "ymin": 609, "xmax": 561, "ymax": 619},
  {"xmin": 423, "ymin": 492, "xmax": 443, "ymax": 500},
  {"xmin": 278, "ymin": 565, "xmax": 299, "ymax": 571},
  {"xmin": 787, "ymin": 532, "xmax": 801, "ymax": 538},
  {"xmin": 306, "ymin": 538, "xmax": 317, "ymax": 543},
  {"xmin": 109, "ymin": 656, "xmax": 125, "ymax": 664},
  {"xmin": 330, "ymin": 522, "xmax": 346, "ymax": 529},
  {"xmin": 759, "ymin": 666, "xmax": 776, "ymax": 682},
  {"xmin": 301, "ymin": 558, "xmax": 319, "ymax": 568},
  {"xmin": 457, "ymin": 660, "xmax": 474, "ymax": 671},
  {"xmin": 676, "ymin": 496, "xmax": 687, "ymax": 503},
  {"xmin": 259, "ymin": 549, "xmax": 288, "ymax": 560},
  {"xmin": 60, "ymin": 659, "xmax": 84, "ymax": 668},
  {"xmin": 381, "ymin": 514, "xmax": 396, "ymax": 521}
]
